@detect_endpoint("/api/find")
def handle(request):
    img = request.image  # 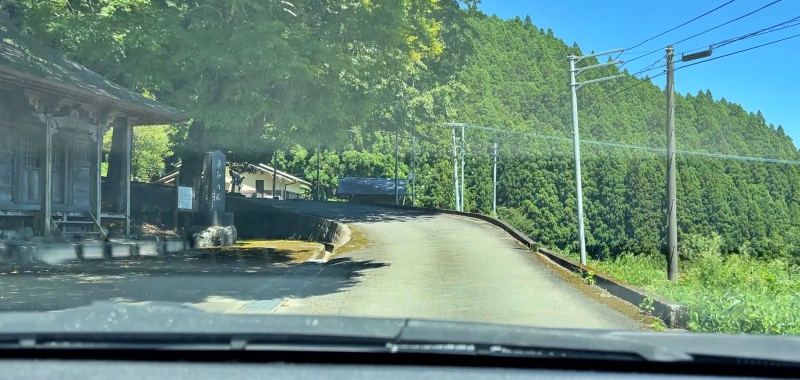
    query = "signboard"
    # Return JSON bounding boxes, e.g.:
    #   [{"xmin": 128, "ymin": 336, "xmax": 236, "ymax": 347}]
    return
[
  {"xmin": 206, "ymin": 150, "xmax": 226, "ymax": 212},
  {"xmin": 177, "ymin": 186, "xmax": 193, "ymax": 210}
]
